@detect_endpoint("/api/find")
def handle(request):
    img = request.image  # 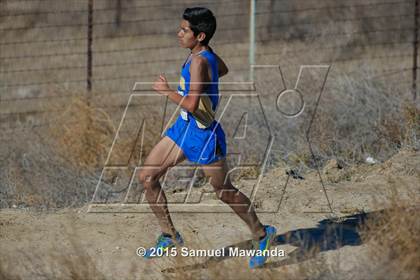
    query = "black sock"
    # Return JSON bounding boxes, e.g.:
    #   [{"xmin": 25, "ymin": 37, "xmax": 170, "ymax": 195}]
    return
[
  {"xmin": 162, "ymin": 232, "xmax": 173, "ymax": 239},
  {"xmin": 259, "ymin": 231, "xmax": 267, "ymax": 241}
]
